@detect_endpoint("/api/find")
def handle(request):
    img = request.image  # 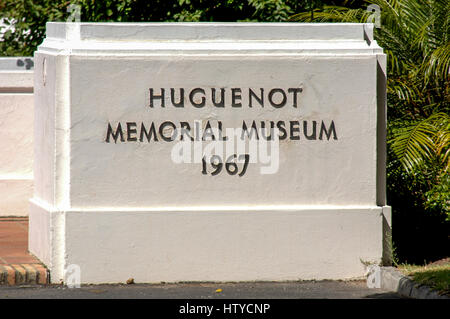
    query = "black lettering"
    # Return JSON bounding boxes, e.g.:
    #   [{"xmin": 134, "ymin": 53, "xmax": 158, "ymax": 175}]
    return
[
  {"xmin": 319, "ymin": 120, "xmax": 338, "ymax": 140},
  {"xmin": 189, "ymin": 88, "xmax": 206, "ymax": 108},
  {"xmin": 194, "ymin": 121, "xmax": 201, "ymax": 141},
  {"xmin": 159, "ymin": 121, "xmax": 176, "ymax": 142},
  {"xmin": 276, "ymin": 121, "xmax": 287, "ymax": 140},
  {"xmin": 269, "ymin": 88, "xmax": 287, "ymax": 108},
  {"xmin": 241, "ymin": 121, "xmax": 259, "ymax": 140},
  {"xmin": 260, "ymin": 121, "xmax": 275, "ymax": 141},
  {"xmin": 180, "ymin": 122, "xmax": 194, "ymax": 141},
  {"xmin": 170, "ymin": 88, "xmax": 184, "ymax": 107},
  {"xmin": 126, "ymin": 122, "xmax": 137, "ymax": 141},
  {"xmin": 249, "ymin": 88, "xmax": 264, "ymax": 107},
  {"xmin": 288, "ymin": 88, "xmax": 302, "ymax": 107},
  {"xmin": 105, "ymin": 122, "xmax": 125, "ymax": 143},
  {"xmin": 290, "ymin": 121, "xmax": 300, "ymax": 140},
  {"xmin": 140, "ymin": 122, "xmax": 158, "ymax": 142},
  {"xmin": 202, "ymin": 121, "xmax": 216, "ymax": 141},
  {"xmin": 211, "ymin": 88, "xmax": 225, "ymax": 107},
  {"xmin": 149, "ymin": 88, "xmax": 165, "ymax": 107},
  {"xmin": 218, "ymin": 121, "xmax": 228, "ymax": 141},
  {"xmin": 303, "ymin": 120, "xmax": 317, "ymax": 140},
  {"xmin": 231, "ymin": 88, "xmax": 242, "ymax": 107}
]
